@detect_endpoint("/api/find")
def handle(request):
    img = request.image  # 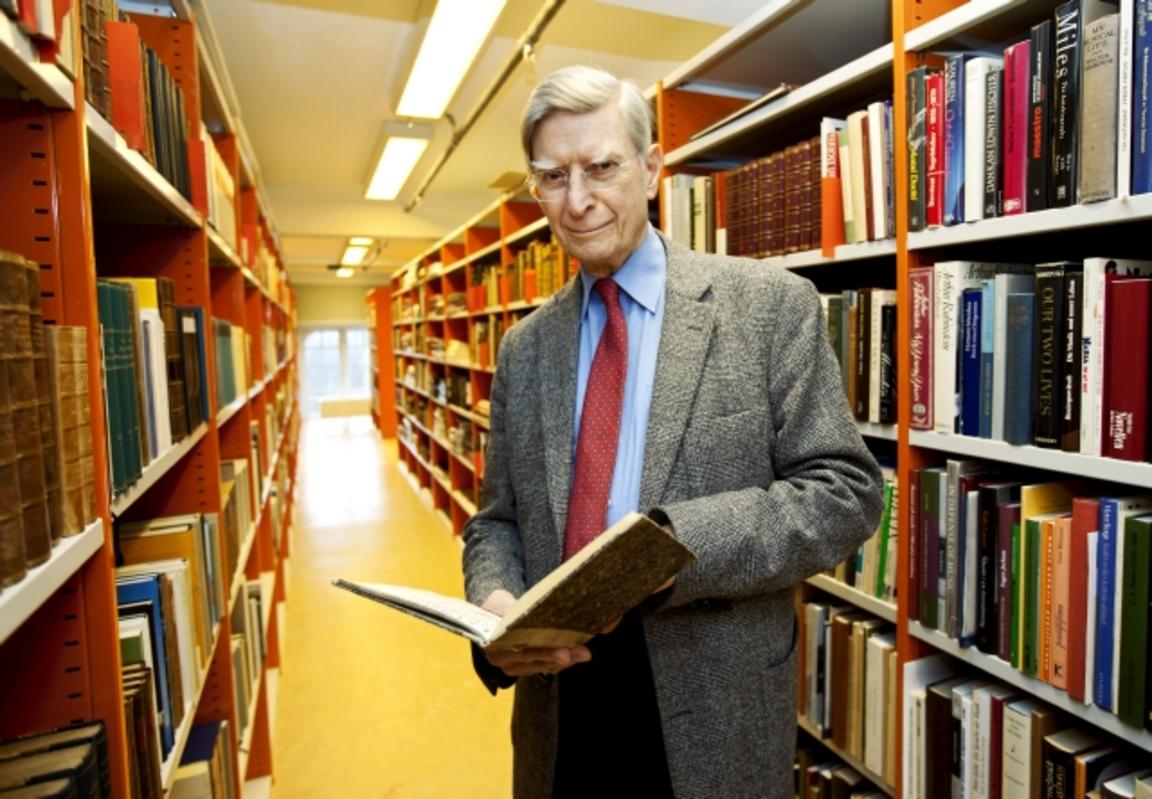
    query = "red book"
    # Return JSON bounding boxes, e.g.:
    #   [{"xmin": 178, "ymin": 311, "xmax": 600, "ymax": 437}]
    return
[
  {"xmin": 910, "ymin": 266, "xmax": 934, "ymax": 429},
  {"xmin": 1066, "ymin": 496, "xmax": 1099, "ymax": 702},
  {"xmin": 925, "ymin": 71, "xmax": 945, "ymax": 226},
  {"xmin": 1102, "ymin": 278, "xmax": 1152, "ymax": 460},
  {"xmin": 1002, "ymin": 40, "xmax": 1031, "ymax": 215}
]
